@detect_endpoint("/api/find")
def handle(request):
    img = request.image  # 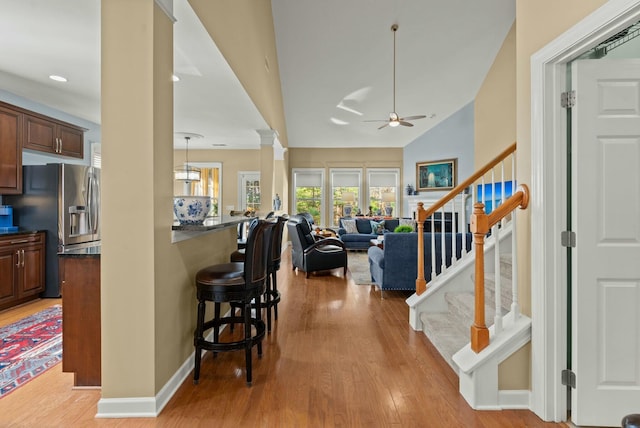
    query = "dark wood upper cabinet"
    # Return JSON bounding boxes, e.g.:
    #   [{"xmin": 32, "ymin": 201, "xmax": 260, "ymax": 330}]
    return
[
  {"xmin": 0, "ymin": 104, "xmax": 23, "ymax": 194},
  {"xmin": 24, "ymin": 113, "xmax": 84, "ymax": 159}
]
